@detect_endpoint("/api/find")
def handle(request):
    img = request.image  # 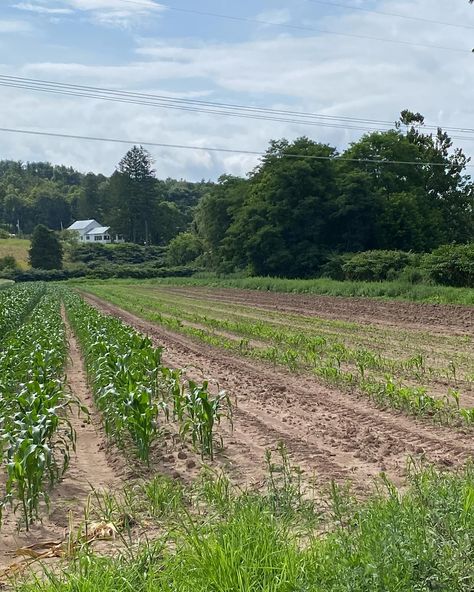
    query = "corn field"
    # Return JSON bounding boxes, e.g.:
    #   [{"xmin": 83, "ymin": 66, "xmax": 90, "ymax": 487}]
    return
[{"xmin": 0, "ymin": 284, "xmax": 231, "ymax": 532}]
